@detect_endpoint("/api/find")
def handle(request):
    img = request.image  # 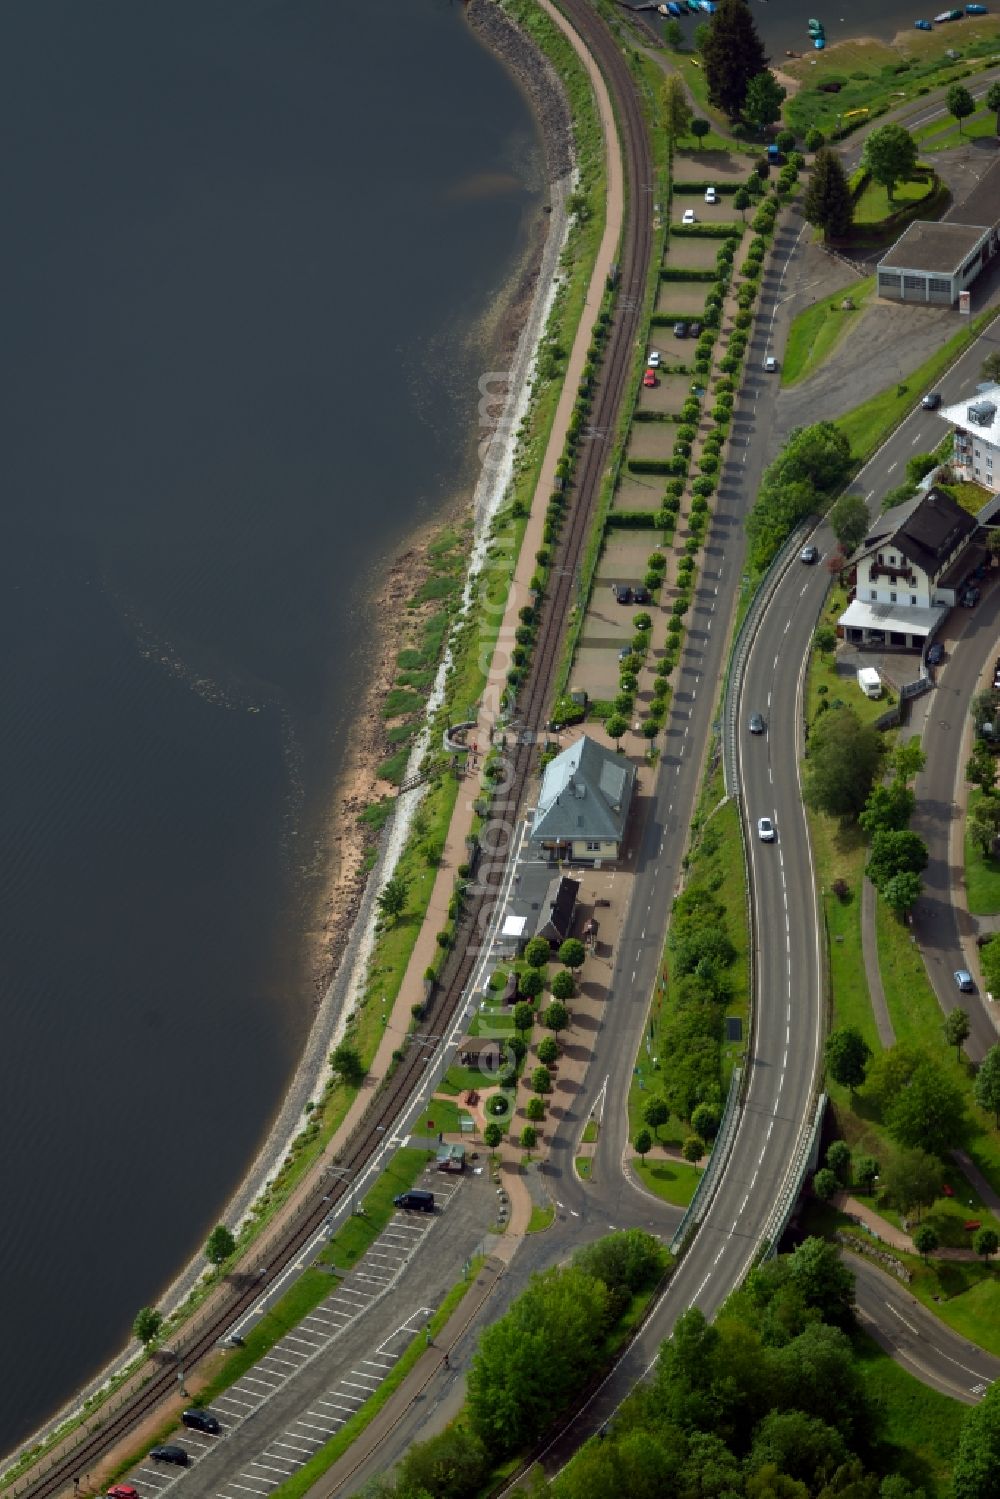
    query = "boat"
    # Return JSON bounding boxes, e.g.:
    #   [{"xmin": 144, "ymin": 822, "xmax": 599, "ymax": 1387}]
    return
[
  {"xmin": 814, "ymin": 34, "xmax": 826, "ymax": 45},
  {"xmin": 808, "ymin": 16, "xmax": 824, "ymax": 28},
  {"xmin": 915, "ymin": 17, "xmax": 933, "ymax": 26},
  {"xmin": 966, "ymin": 4, "xmax": 988, "ymax": 13},
  {"xmin": 686, "ymin": 1, "xmax": 701, "ymax": 13},
  {"xmin": 934, "ymin": 7, "xmax": 963, "ymax": 17},
  {"xmin": 699, "ymin": 0, "xmax": 717, "ymax": 11},
  {"xmin": 666, "ymin": 1, "xmax": 682, "ymax": 13}
]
